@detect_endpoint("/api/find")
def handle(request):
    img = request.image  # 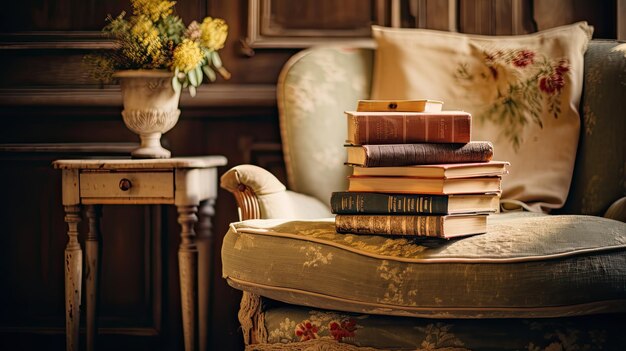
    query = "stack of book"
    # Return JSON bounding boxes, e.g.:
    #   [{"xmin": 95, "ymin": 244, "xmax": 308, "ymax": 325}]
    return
[{"xmin": 331, "ymin": 99, "xmax": 508, "ymax": 239}]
